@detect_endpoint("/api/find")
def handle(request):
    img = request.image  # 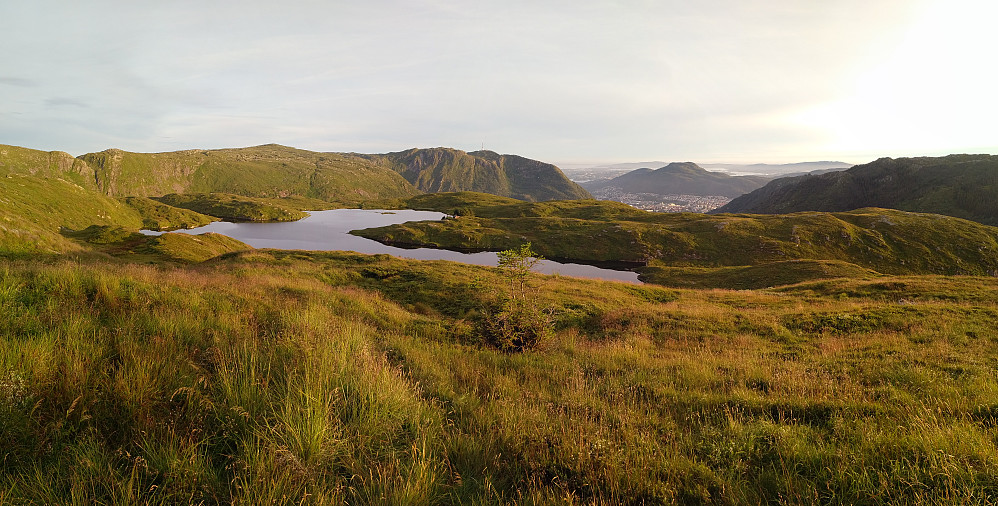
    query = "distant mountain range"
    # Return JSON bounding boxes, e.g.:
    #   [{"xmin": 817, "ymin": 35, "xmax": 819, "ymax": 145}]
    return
[
  {"xmin": 713, "ymin": 154, "xmax": 998, "ymax": 226},
  {"xmin": 0, "ymin": 143, "xmax": 588, "ymax": 204},
  {"xmin": 700, "ymin": 161, "xmax": 853, "ymax": 176},
  {"xmin": 571, "ymin": 160, "xmax": 851, "ymax": 176},
  {"xmin": 580, "ymin": 162, "xmax": 772, "ymax": 198},
  {"xmin": 576, "ymin": 161, "xmax": 672, "ymax": 171}
]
